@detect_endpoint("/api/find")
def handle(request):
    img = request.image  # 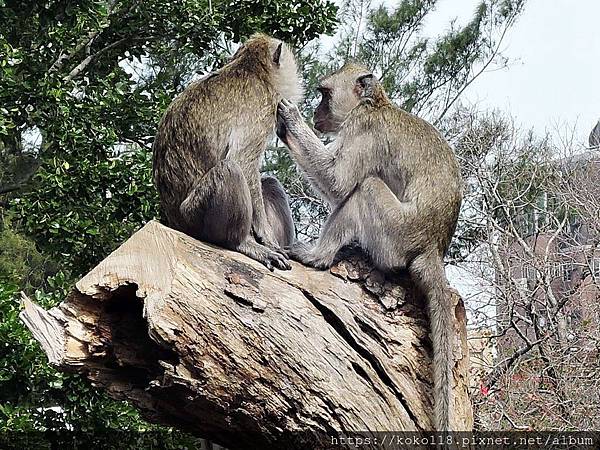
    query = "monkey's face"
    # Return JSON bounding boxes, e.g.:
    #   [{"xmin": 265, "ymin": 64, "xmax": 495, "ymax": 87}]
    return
[
  {"xmin": 313, "ymin": 86, "xmax": 339, "ymax": 133},
  {"xmin": 314, "ymin": 64, "xmax": 373, "ymax": 133},
  {"xmin": 314, "ymin": 83, "xmax": 359, "ymax": 133}
]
